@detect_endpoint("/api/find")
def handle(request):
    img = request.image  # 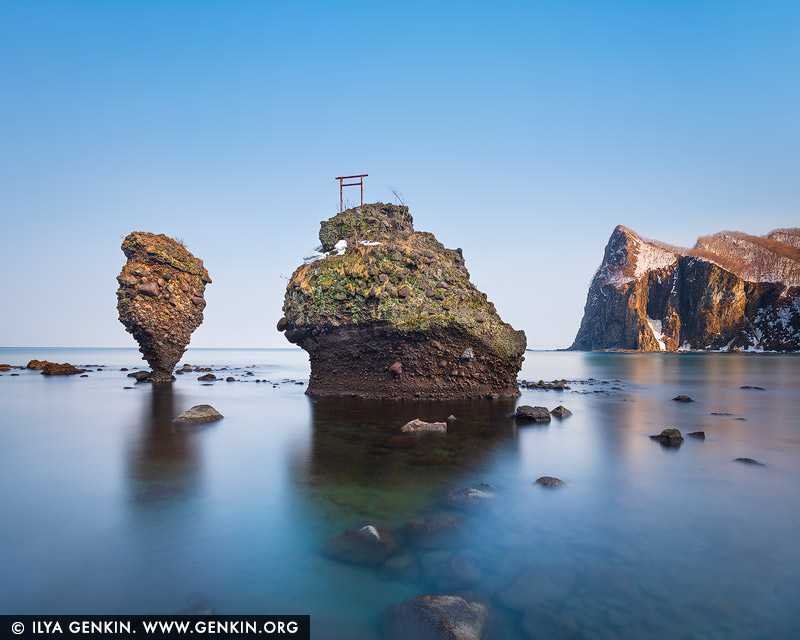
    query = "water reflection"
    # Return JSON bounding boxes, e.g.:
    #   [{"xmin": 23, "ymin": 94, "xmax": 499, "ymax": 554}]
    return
[
  {"xmin": 125, "ymin": 385, "xmax": 205, "ymax": 506},
  {"xmin": 294, "ymin": 397, "xmax": 520, "ymax": 523}
]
